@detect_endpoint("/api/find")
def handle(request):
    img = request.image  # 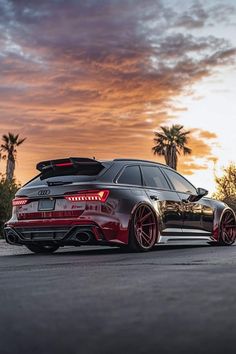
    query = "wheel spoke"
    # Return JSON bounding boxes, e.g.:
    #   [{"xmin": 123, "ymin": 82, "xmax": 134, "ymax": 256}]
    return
[
  {"xmin": 225, "ymin": 215, "xmax": 234, "ymax": 223},
  {"xmin": 140, "ymin": 232, "xmax": 150, "ymax": 244},
  {"xmin": 140, "ymin": 211, "xmax": 152, "ymax": 223},
  {"xmin": 142, "ymin": 222, "xmax": 156, "ymax": 227},
  {"xmin": 141, "ymin": 229, "xmax": 152, "ymax": 241},
  {"xmin": 139, "ymin": 206, "xmax": 145, "ymax": 220}
]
